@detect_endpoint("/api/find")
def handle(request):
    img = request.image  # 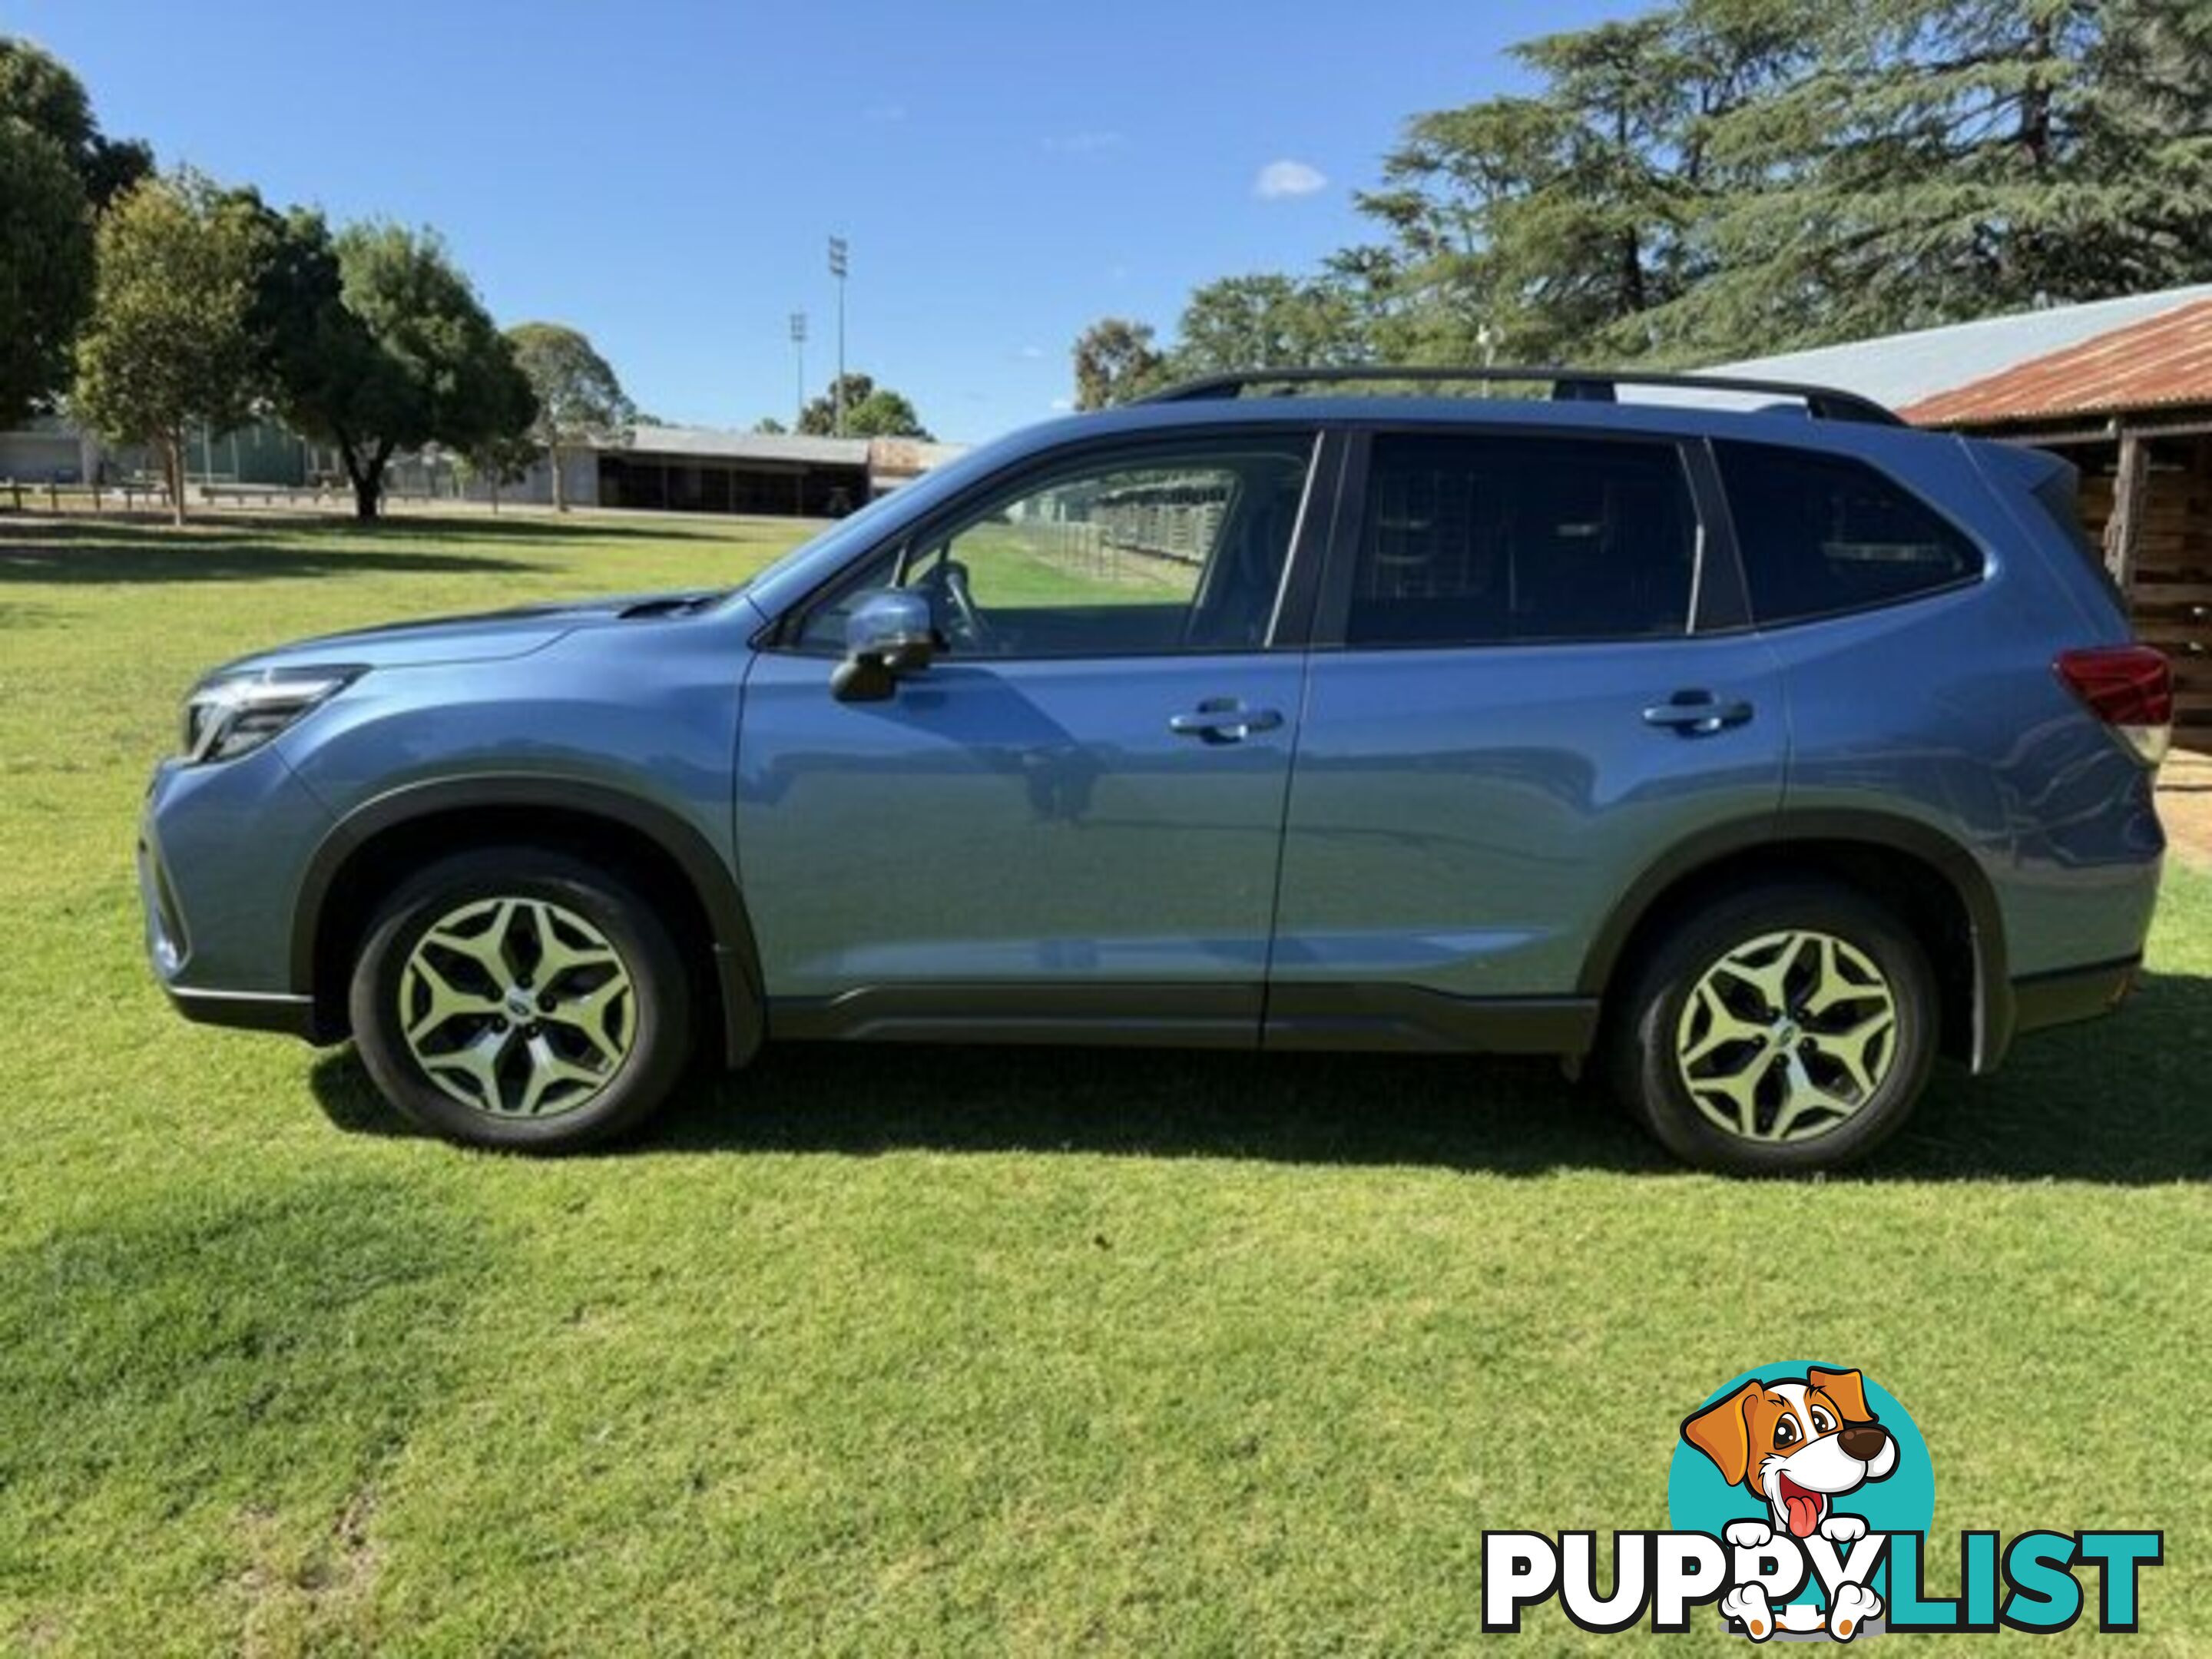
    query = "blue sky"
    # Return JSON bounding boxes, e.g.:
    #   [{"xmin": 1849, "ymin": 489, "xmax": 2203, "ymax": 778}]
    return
[{"xmin": 12, "ymin": 0, "xmax": 1649, "ymax": 442}]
